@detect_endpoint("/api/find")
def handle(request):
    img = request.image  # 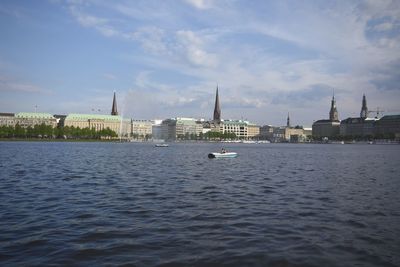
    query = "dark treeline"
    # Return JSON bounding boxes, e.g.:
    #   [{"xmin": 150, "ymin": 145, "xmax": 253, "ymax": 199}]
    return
[{"xmin": 0, "ymin": 124, "xmax": 118, "ymax": 139}]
